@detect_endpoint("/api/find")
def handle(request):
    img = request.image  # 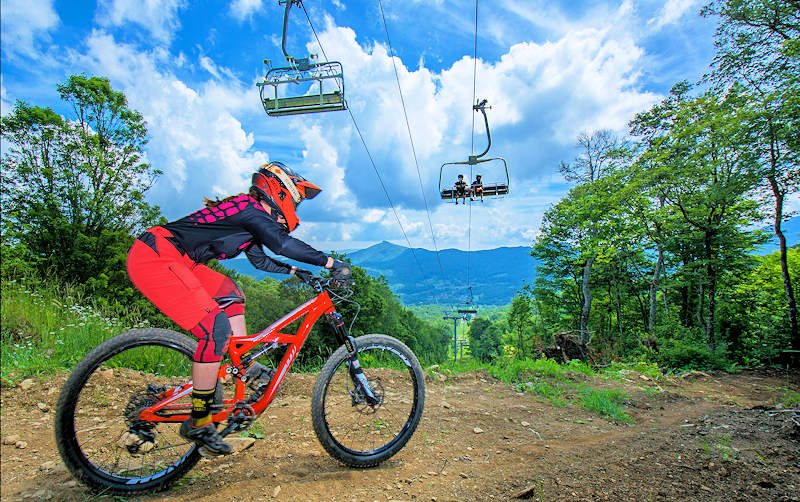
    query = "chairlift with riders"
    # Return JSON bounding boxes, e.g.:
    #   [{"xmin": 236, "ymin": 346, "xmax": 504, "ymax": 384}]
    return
[
  {"xmin": 439, "ymin": 99, "xmax": 509, "ymax": 202},
  {"xmin": 257, "ymin": 0, "xmax": 346, "ymax": 117}
]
